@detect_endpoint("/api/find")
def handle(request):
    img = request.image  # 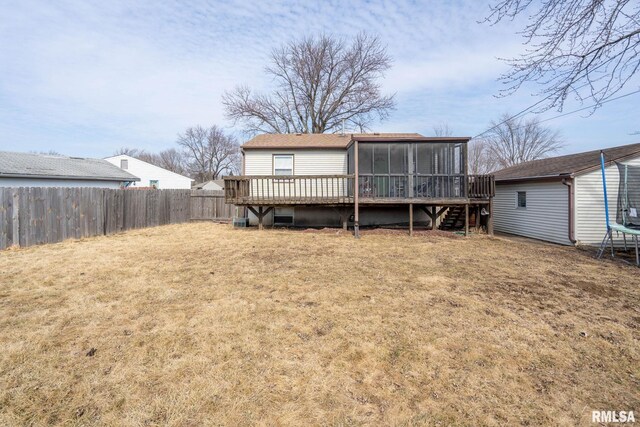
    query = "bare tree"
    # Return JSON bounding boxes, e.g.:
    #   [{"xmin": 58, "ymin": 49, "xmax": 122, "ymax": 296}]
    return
[
  {"xmin": 223, "ymin": 33, "xmax": 396, "ymax": 134},
  {"xmin": 468, "ymin": 139, "xmax": 499, "ymax": 174},
  {"xmin": 177, "ymin": 125, "xmax": 240, "ymax": 182},
  {"xmin": 156, "ymin": 148, "xmax": 187, "ymax": 175},
  {"xmin": 432, "ymin": 122, "xmax": 453, "ymax": 137},
  {"xmin": 484, "ymin": 0, "xmax": 640, "ymax": 112},
  {"xmin": 485, "ymin": 114, "xmax": 564, "ymax": 168}
]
